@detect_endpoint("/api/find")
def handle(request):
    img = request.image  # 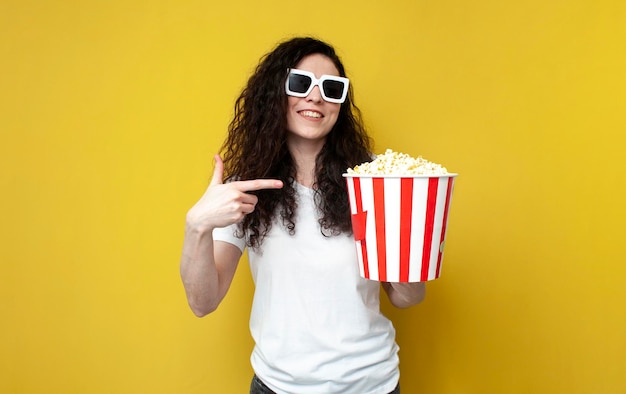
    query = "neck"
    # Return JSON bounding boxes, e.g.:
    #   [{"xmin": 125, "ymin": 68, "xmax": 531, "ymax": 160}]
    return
[{"xmin": 287, "ymin": 137, "xmax": 325, "ymax": 188}]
